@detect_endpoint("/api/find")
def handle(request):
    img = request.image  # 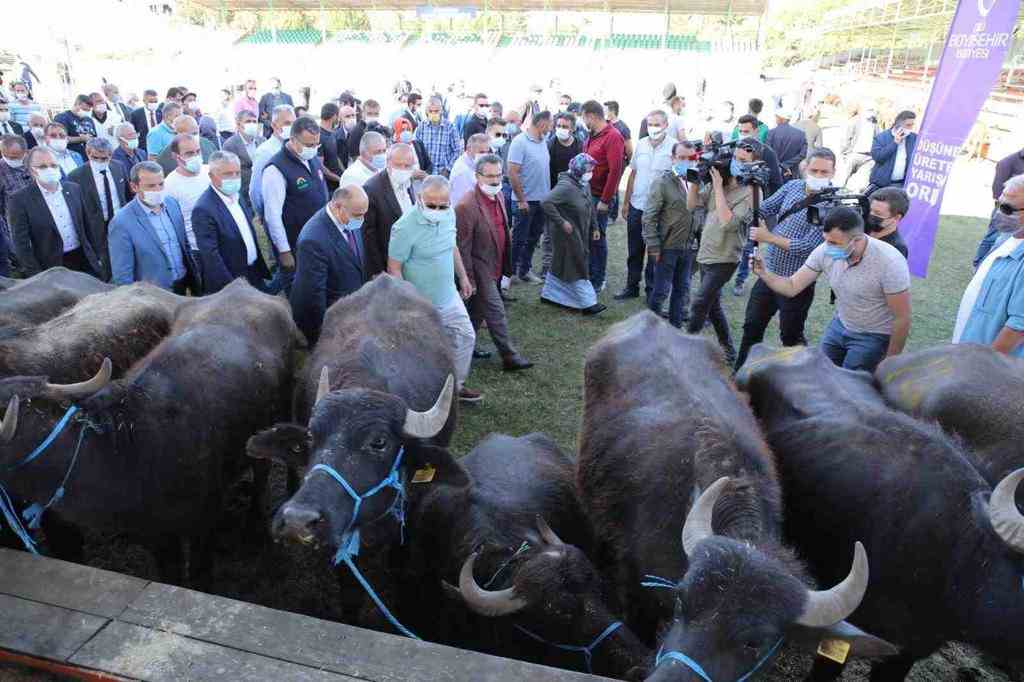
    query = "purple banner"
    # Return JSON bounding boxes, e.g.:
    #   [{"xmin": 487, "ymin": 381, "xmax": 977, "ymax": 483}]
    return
[{"xmin": 901, "ymin": 0, "xmax": 1020, "ymax": 277}]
